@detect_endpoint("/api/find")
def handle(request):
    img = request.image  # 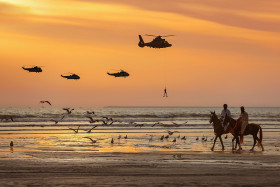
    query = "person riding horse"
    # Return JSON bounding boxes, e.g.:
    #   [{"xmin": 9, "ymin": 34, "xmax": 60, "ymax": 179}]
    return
[
  {"xmin": 239, "ymin": 106, "xmax": 248, "ymax": 135},
  {"xmin": 220, "ymin": 104, "xmax": 231, "ymax": 132},
  {"xmin": 222, "ymin": 110, "xmax": 264, "ymax": 151}
]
